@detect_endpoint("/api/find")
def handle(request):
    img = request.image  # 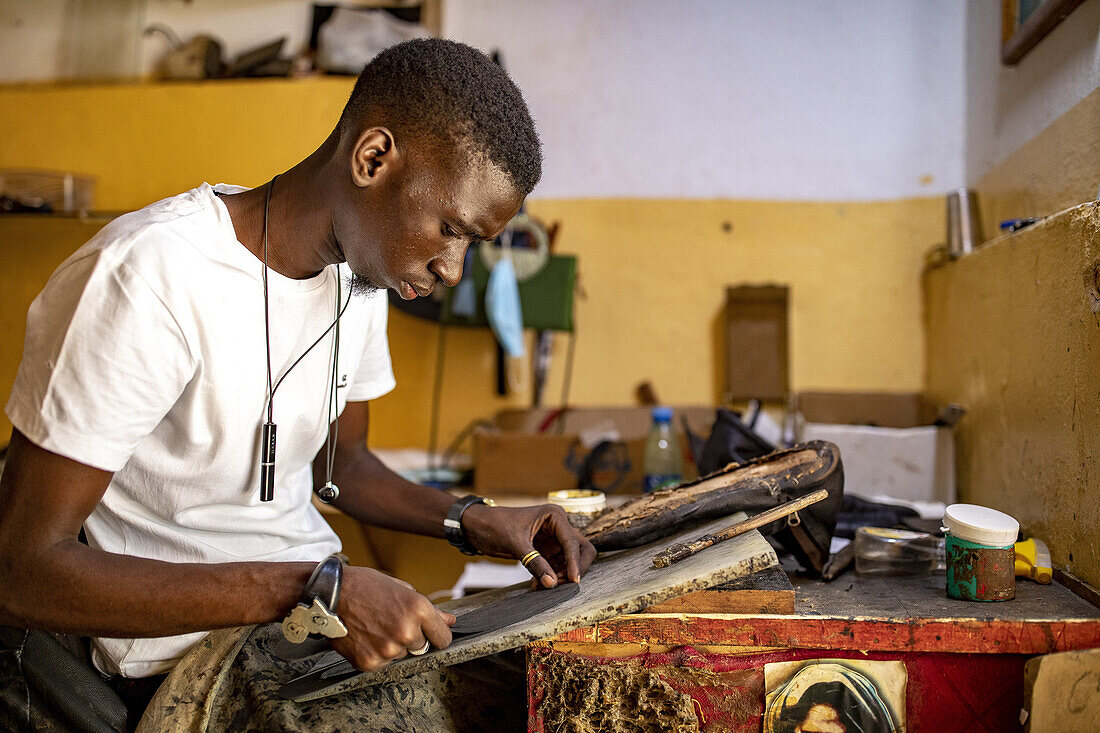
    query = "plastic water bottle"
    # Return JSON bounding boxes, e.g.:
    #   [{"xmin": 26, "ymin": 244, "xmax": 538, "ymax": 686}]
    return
[{"xmin": 643, "ymin": 407, "xmax": 683, "ymax": 492}]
